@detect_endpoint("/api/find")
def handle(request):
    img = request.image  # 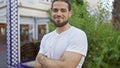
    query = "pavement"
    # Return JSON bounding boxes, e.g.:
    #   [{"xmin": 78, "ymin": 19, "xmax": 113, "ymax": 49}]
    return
[{"xmin": 0, "ymin": 44, "xmax": 7, "ymax": 68}]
